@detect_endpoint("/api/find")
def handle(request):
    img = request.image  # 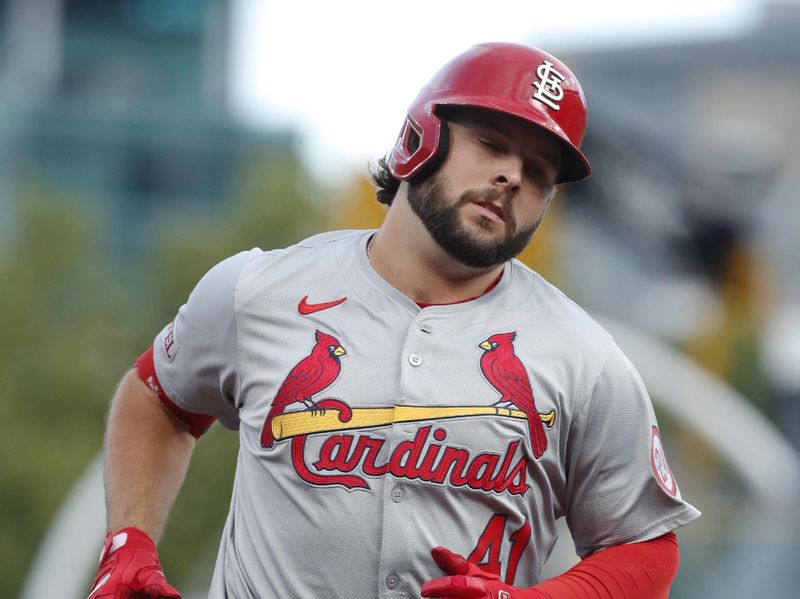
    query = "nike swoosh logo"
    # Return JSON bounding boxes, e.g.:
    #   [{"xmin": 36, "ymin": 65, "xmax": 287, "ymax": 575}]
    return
[{"xmin": 298, "ymin": 295, "xmax": 347, "ymax": 315}]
